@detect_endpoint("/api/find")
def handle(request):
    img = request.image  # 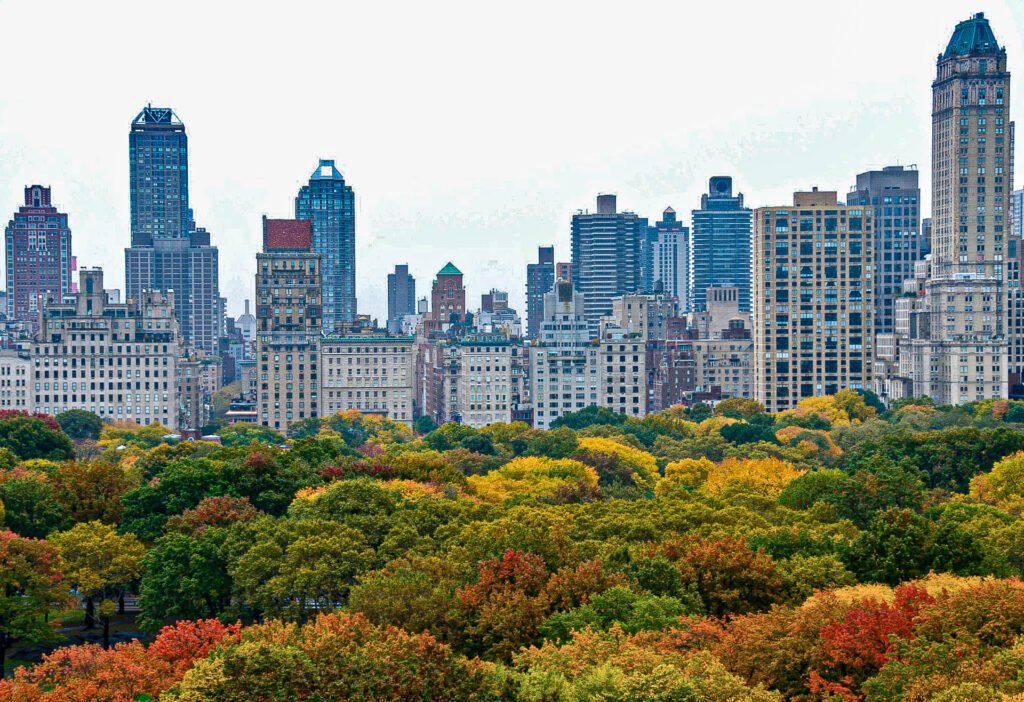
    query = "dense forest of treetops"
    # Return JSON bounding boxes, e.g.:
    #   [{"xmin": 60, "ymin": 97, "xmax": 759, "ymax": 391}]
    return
[{"xmin": 5, "ymin": 394, "xmax": 1024, "ymax": 698}]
